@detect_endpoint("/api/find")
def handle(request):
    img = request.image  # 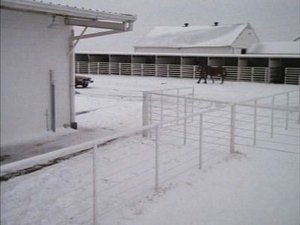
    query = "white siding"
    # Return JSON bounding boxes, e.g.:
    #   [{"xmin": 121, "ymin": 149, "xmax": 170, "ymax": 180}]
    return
[
  {"xmin": 0, "ymin": 9, "xmax": 72, "ymax": 146},
  {"xmin": 232, "ymin": 28, "xmax": 259, "ymax": 51}
]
